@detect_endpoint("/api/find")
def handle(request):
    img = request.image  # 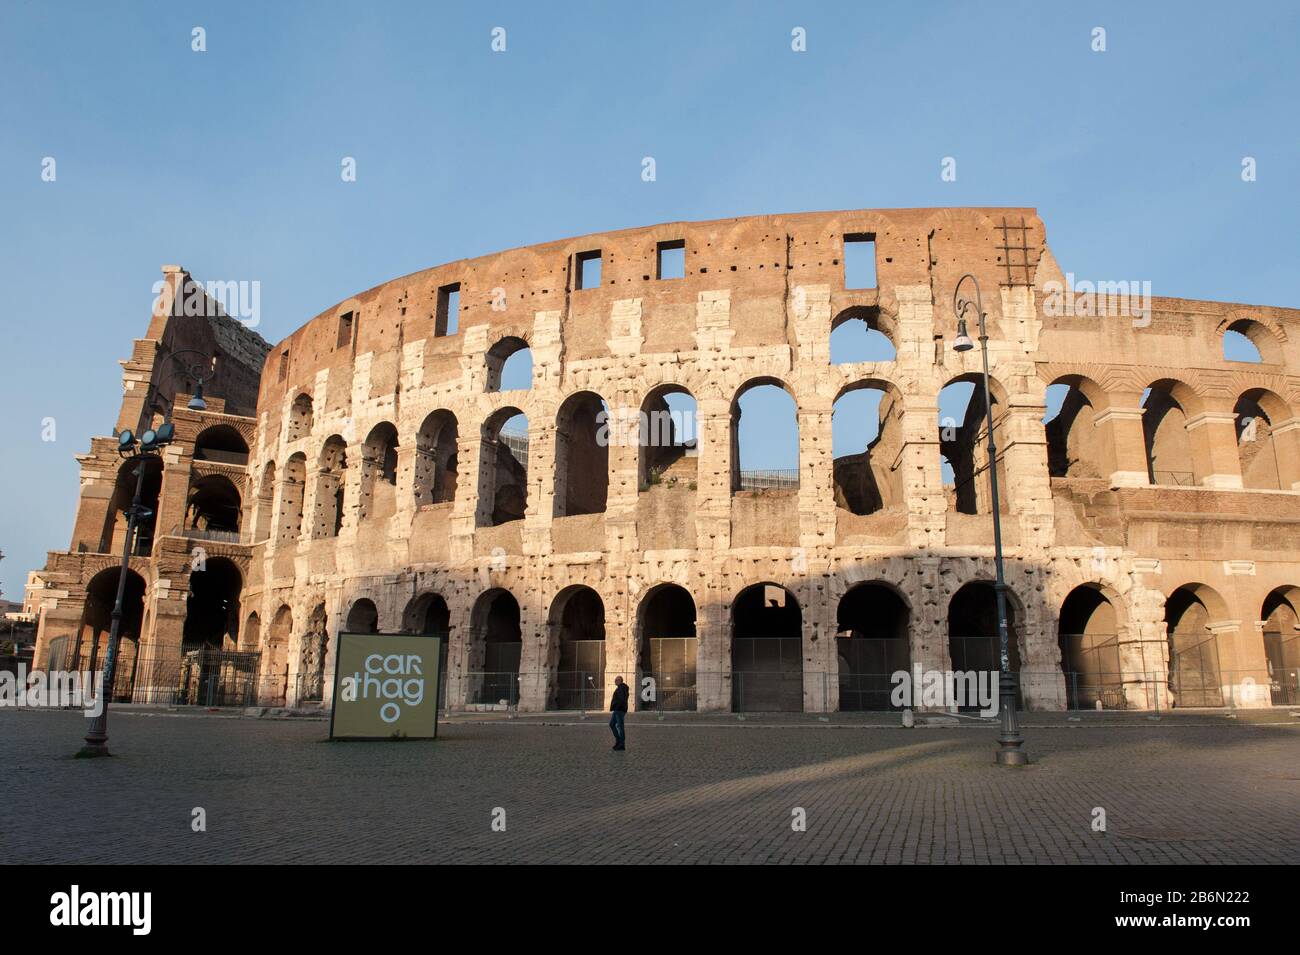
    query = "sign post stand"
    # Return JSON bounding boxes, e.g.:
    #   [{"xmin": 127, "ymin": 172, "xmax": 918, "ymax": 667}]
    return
[{"xmin": 328, "ymin": 632, "xmax": 443, "ymax": 740}]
